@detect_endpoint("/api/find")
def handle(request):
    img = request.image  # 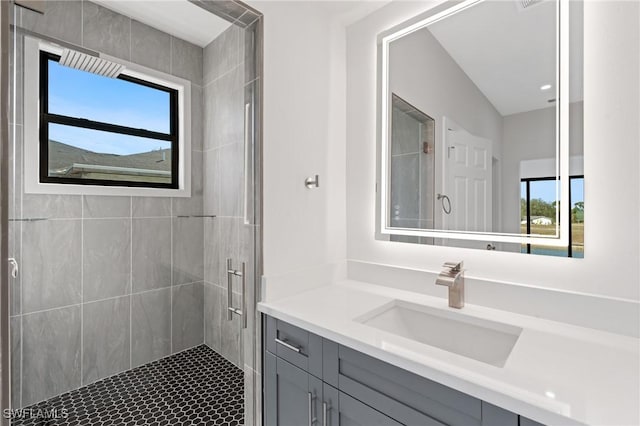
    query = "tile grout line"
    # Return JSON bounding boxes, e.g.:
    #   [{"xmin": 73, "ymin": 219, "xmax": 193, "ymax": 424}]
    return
[
  {"xmin": 203, "ymin": 212, "xmax": 206, "ymax": 347},
  {"xmin": 129, "ymin": 196, "xmax": 133, "ymax": 370},
  {"xmin": 19, "ymin": 215, "xmax": 184, "ymax": 221},
  {"xmin": 170, "ymin": 198, "xmax": 174, "ymax": 355},
  {"xmin": 202, "ymin": 61, "xmax": 245, "ymax": 89},
  {"xmin": 14, "ymin": 281, "xmax": 206, "ymax": 319},
  {"xmin": 202, "ymin": 140, "xmax": 242, "ymax": 155},
  {"xmin": 80, "ymin": 196, "xmax": 84, "ymax": 387},
  {"xmin": 80, "ymin": 0, "xmax": 83, "ymax": 47}
]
